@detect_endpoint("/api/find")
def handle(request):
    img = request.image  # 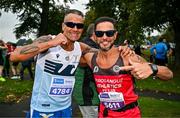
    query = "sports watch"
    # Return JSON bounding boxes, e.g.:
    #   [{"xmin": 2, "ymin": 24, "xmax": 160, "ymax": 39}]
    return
[{"xmin": 149, "ymin": 64, "xmax": 158, "ymax": 76}]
